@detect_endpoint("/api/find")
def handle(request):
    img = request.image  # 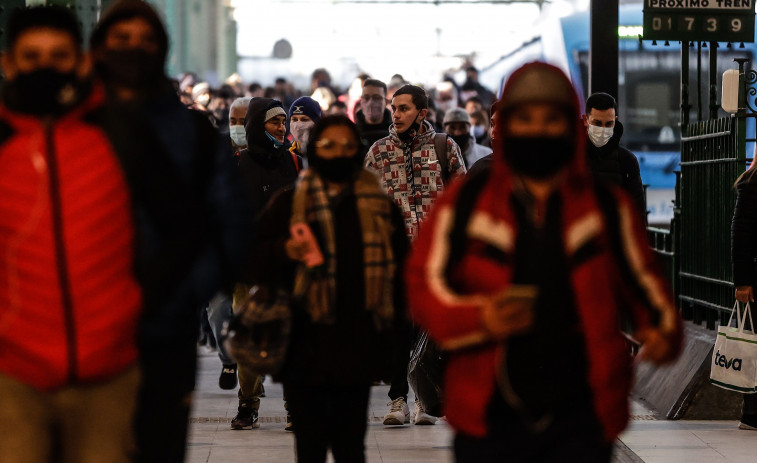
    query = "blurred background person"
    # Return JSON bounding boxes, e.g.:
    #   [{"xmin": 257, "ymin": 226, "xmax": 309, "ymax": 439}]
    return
[
  {"xmin": 470, "ymin": 109, "xmax": 491, "ymax": 147},
  {"xmin": 288, "ymin": 96, "xmax": 322, "ymax": 167},
  {"xmin": 355, "ymin": 78, "xmax": 392, "ymax": 149},
  {"xmin": 229, "ymin": 96, "xmax": 253, "ymax": 155},
  {"xmin": 442, "ymin": 107, "xmax": 491, "ymax": 169}
]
